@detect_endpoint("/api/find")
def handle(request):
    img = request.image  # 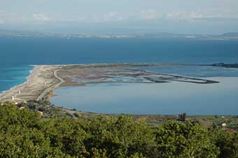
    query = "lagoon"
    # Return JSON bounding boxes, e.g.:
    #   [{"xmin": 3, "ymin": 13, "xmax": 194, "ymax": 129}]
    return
[
  {"xmin": 51, "ymin": 77, "xmax": 238, "ymax": 115},
  {"xmin": 1, "ymin": 37, "xmax": 238, "ymax": 115},
  {"xmin": 1, "ymin": 37, "xmax": 238, "ymax": 93}
]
